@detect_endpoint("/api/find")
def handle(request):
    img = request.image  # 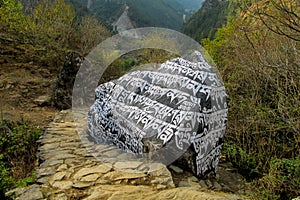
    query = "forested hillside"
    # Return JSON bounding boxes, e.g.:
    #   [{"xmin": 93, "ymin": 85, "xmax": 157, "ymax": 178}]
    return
[
  {"xmin": 20, "ymin": 0, "xmax": 90, "ymax": 17},
  {"xmin": 183, "ymin": 0, "xmax": 232, "ymax": 41},
  {"xmin": 77, "ymin": 0, "xmax": 185, "ymax": 30},
  {"xmin": 200, "ymin": 0, "xmax": 300, "ymax": 199},
  {"xmin": 175, "ymin": 0, "xmax": 204, "ymax": 11}
]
